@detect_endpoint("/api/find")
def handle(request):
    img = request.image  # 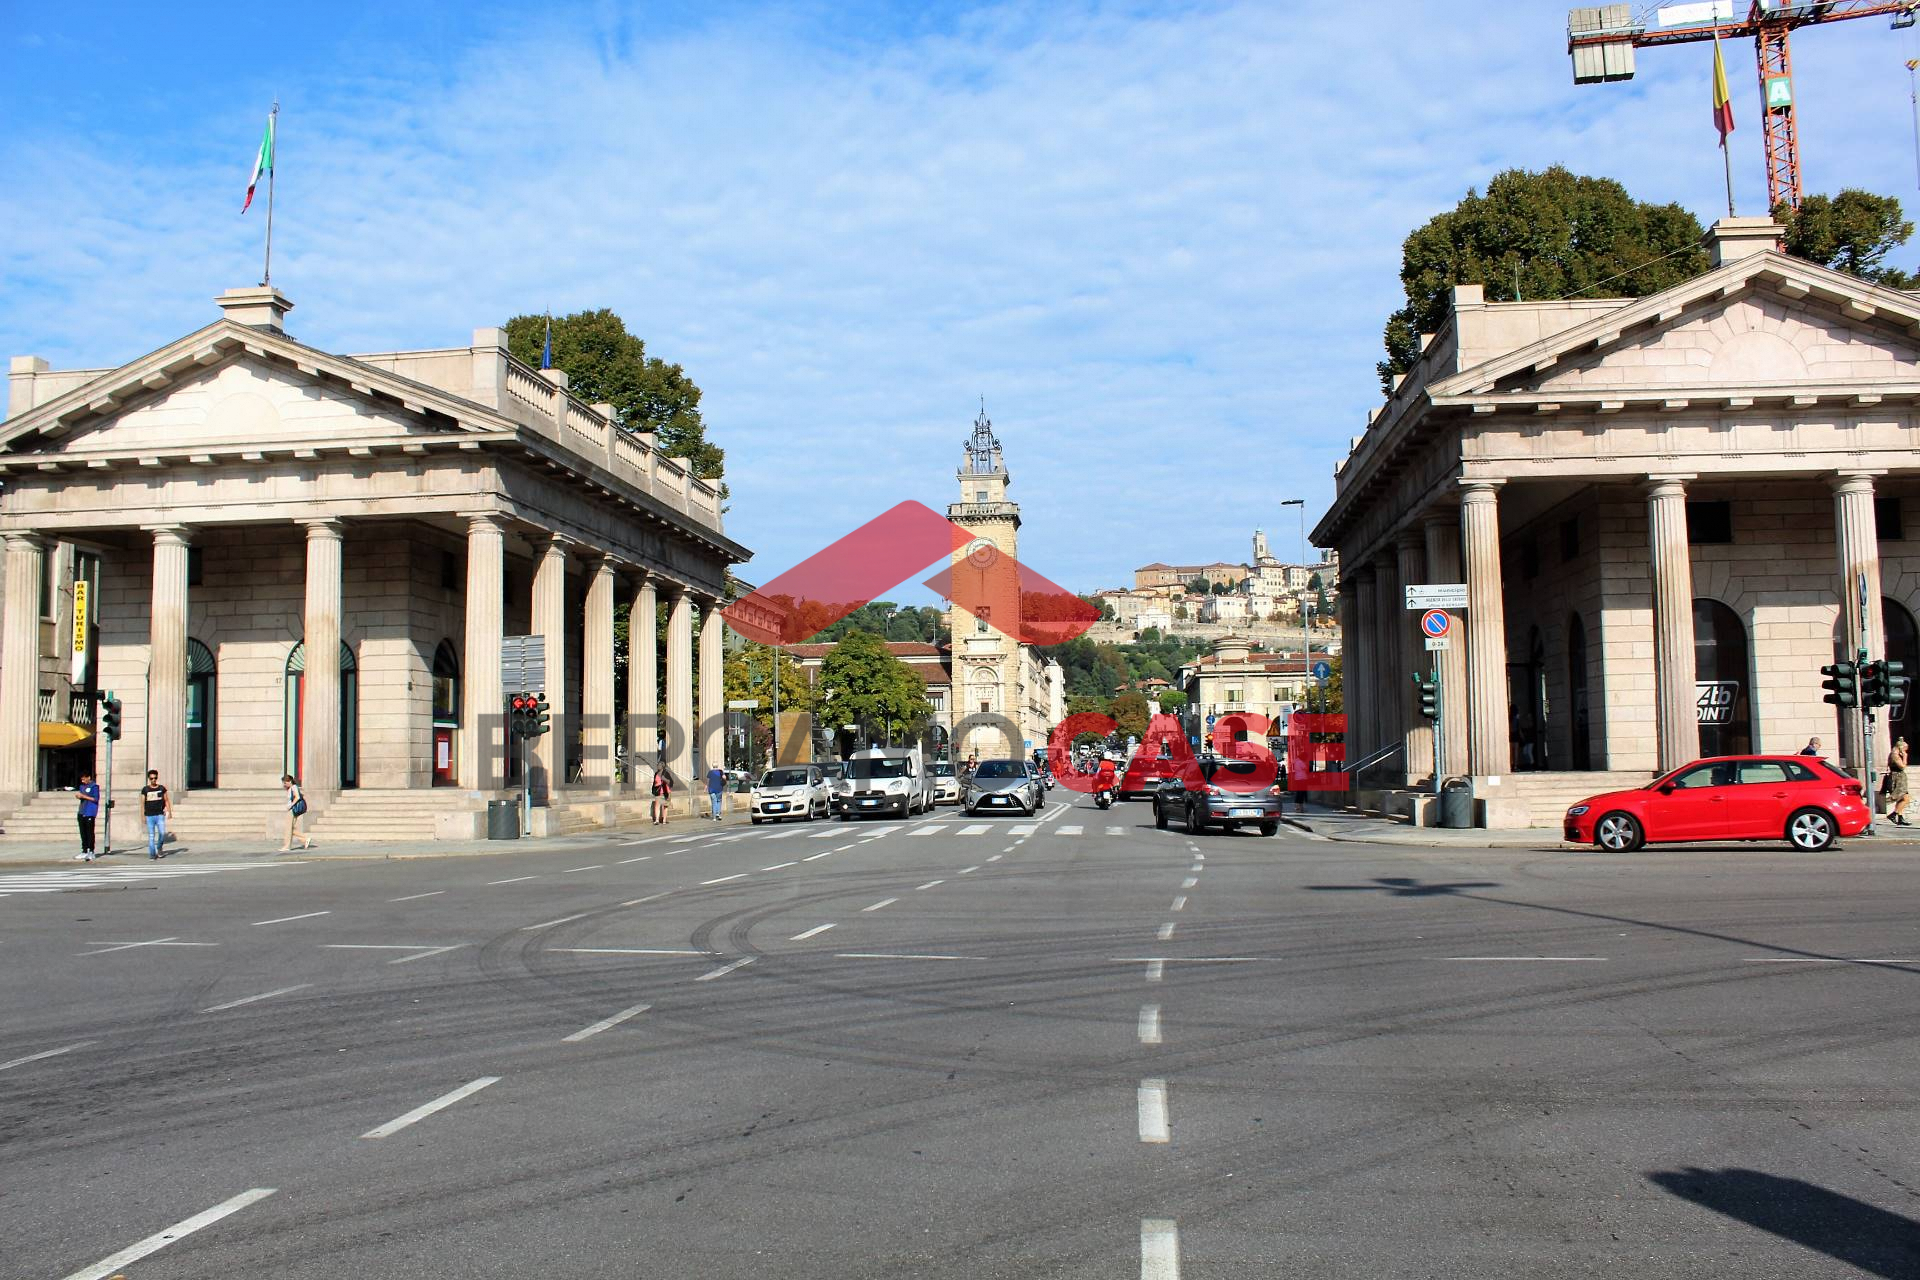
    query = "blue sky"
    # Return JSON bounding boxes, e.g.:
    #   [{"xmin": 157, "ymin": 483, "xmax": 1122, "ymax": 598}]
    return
[{"xmin": 6, "ymin": 1, "xmax": 1920, "ymax": 595}]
